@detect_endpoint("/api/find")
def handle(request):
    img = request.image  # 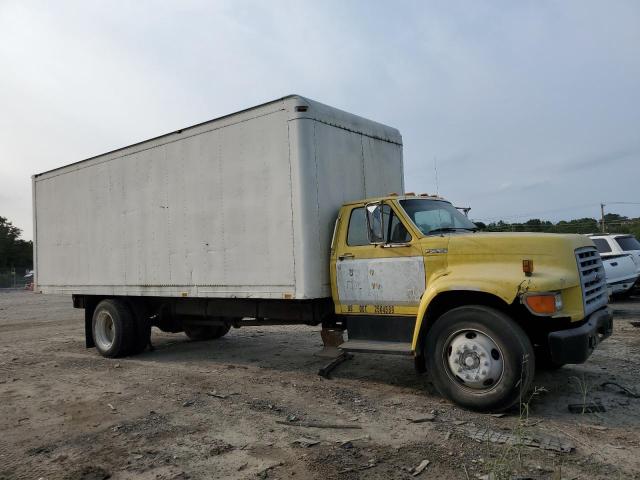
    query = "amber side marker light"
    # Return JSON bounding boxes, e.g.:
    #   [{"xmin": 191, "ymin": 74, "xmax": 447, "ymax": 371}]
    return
[
  {"xmin": 523, "ymin": 293, "xmax": 563, "ymax": 315},
  {"xmin": 522, "ymin": 259, "xmax": 534, "ymax": 276}
]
